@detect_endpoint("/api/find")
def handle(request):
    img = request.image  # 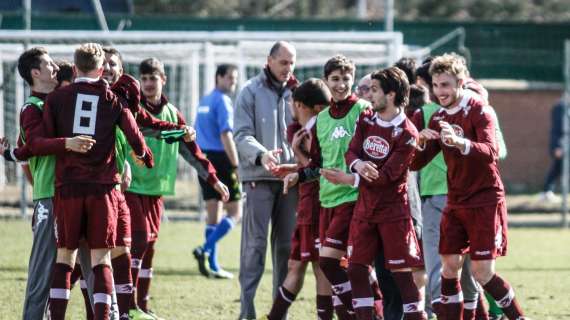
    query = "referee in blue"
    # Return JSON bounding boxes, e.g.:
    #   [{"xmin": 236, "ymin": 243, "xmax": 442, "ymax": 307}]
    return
[{"xmin": 193, "ymin": 64, "xmax": 242, "ymax": 279}]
